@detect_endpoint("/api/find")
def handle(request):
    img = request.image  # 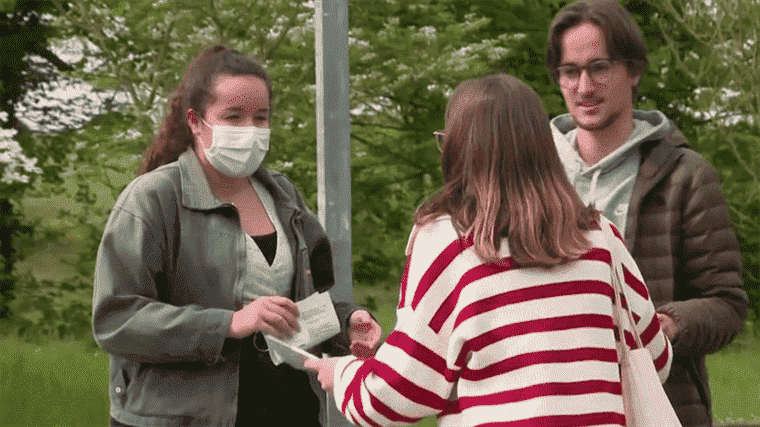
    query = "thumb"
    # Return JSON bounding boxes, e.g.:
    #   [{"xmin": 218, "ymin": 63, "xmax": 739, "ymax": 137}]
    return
[
  {"xmin": 351, "ymin": 310, "xmax": 372, "ymax": 326},
  {"xmin": 303, "ymin": 359, "xmax": 320, "ymax": 371}
]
